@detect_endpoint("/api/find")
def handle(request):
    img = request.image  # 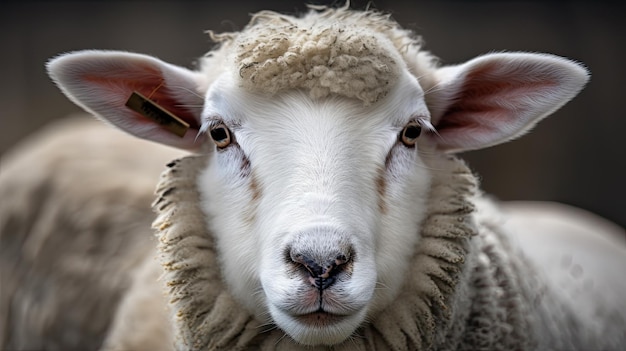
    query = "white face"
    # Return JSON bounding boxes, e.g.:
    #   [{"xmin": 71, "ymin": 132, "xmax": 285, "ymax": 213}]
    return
[{"xmin": 197, "ymin": 72, "xmax": 435, "ymax": 345}]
